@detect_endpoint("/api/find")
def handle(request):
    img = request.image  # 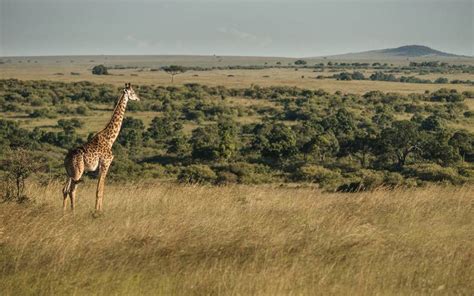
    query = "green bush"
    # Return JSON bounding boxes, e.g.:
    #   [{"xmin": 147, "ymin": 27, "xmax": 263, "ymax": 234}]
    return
[
  {"xmin": 178, "ymin": 165, "xmax": 217, "ymax": 184},
  {"xmin": 294, "ymin": 165, "xmax": 341, "ymax": 189},
  {"xmin": 338, "ymin": 170, "xmax": 386, "ymax": 192},
  {"xmin": 404, "ymin": 163, "xmax": 464, "ymax": 184},
  {"xmin": 383, "ymin": 172, "xmax": 405, "ymax": 188},
  {"xmin": 76, "ymin": 105, "xmax": 88, "ymax": 115},
  {"xmin": 29, "ymin": 108, "xmax": 56, "ymax": 118},
  {"xmin": 464, "ymin": 111, "xmax": 474, "ymax": 118},
  {"xmin": 92, "ymin": 65, "xmax": 108, "ymax": 75},
  {"xmin": 356, "ymin": 169, "xmax": 386, "ymax": 190},
  {"xmin": 227, "ymin": 162, "xmax": 274, "ymax": 184}
]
